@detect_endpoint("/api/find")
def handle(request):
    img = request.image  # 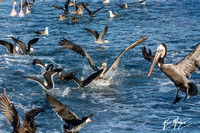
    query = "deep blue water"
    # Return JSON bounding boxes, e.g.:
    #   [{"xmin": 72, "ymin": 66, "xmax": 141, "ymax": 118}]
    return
[{"xmin": 0, "ymin": 0, "xmax": 200, "ymax": 132}]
